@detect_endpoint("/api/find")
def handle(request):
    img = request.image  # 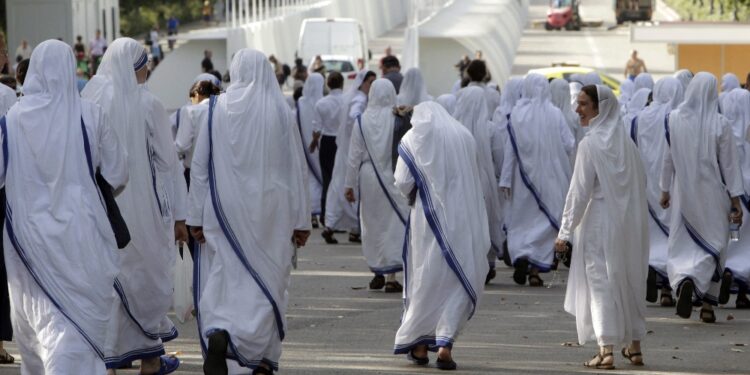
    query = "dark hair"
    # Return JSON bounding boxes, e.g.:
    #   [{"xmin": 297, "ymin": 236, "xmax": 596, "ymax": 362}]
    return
[
  {"xmin": 0, "ymin": 75, "xmax": 16, "ymax": 91},
  {"xmin": 202, "ymin": 59, "xmax": 214, "ymax": 73},
  {"xmin": 362, "ymin": 70, "xmax": 376, "ymax": 83},
  {"xmin": 327, "ymin": 71, "xmax": 344, "ymax": 90},
  {"xmin": 382, "ymin": 55, "xmax": 400, "ymax": 69},
  {"xmin": 16, "ymin": 58, "xmax": 30, "ymax": 85},
  {"xmin": 466, "ymin": 59, "xmax": 488, "ymax": 83},
  {"xmin": 460, "ymin": 76, "xmax": 471, "ymax": 88},
  {"xmin": 189, "ymin": 80, "xmax": 221, "ymax": 99},
  {"xmin": 580, "ymin": 85, "xmax": 599, "ymax": 110}
]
